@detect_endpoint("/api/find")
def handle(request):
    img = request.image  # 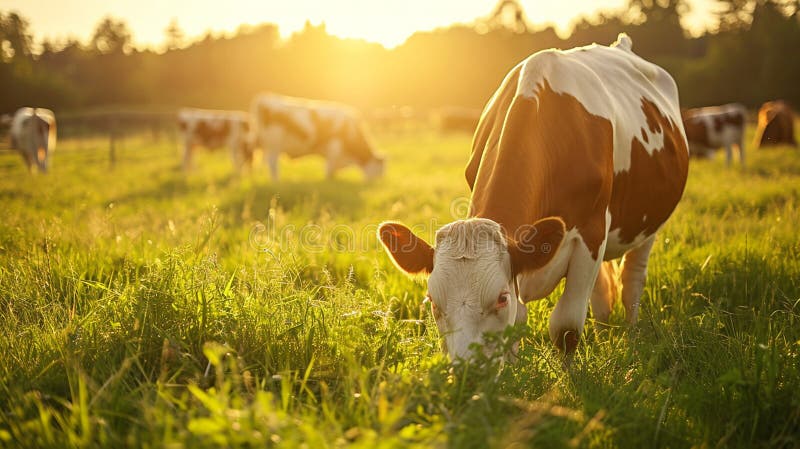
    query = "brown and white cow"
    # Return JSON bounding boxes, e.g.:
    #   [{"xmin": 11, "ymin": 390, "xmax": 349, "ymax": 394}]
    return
[
  {"xmin": 250, "ymin": 93, "xmax": 384, "ymax": 181},
  {"xmin": 754, "ymin": 100, "xmax": 796, "ymax": 149},
  {"xmin": 9, "ymin": 107, "xmax": 57, "ymax": 173},
  {"xmin": 378, "ymin": 34, "xmax": 689, "ymax": 360},
  {"xmin": 682, "ymin": 103, "xmax": 747, "ymax": 166},
  {"xmin": 177, "ymin": 108, "xmax": 252, "ymax": 171}
]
